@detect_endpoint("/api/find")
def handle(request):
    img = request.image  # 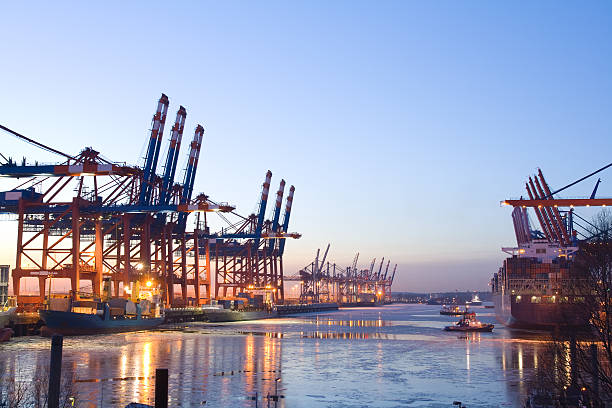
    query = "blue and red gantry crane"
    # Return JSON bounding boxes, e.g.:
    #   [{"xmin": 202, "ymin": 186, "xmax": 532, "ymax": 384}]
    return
[{"xmin": 0, "ymin": 94, "xmax": 300, "ymax": 310}]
